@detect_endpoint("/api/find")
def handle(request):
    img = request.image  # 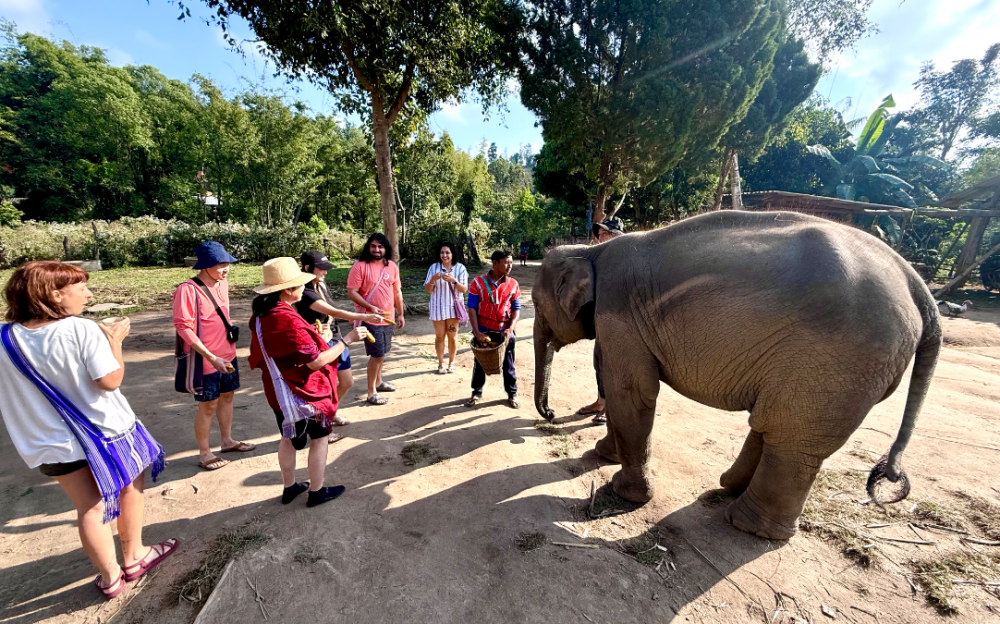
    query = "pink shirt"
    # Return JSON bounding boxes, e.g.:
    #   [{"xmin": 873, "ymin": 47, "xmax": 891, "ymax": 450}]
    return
[
  {"xmin": 346, "ymin": 260, "xmax": 401, "ymax": 326},
  {"xmin": 172, "ymin": 278, "xmax": 238, "ymax": 374}
]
